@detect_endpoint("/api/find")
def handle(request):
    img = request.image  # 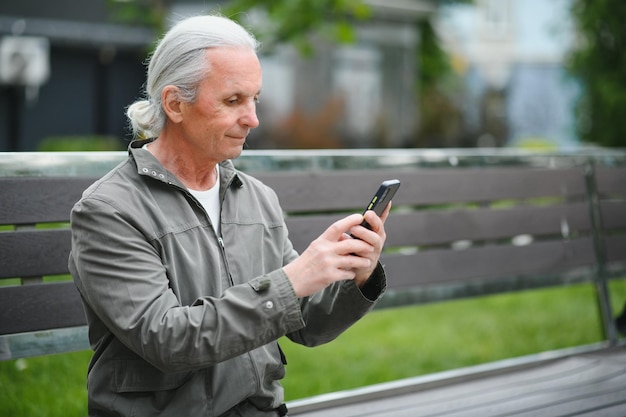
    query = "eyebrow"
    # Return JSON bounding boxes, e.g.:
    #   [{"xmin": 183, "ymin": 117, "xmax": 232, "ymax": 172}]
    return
[{"xmin": 230, "ymin": 89, "xmax": 261, "ymax": 98}]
